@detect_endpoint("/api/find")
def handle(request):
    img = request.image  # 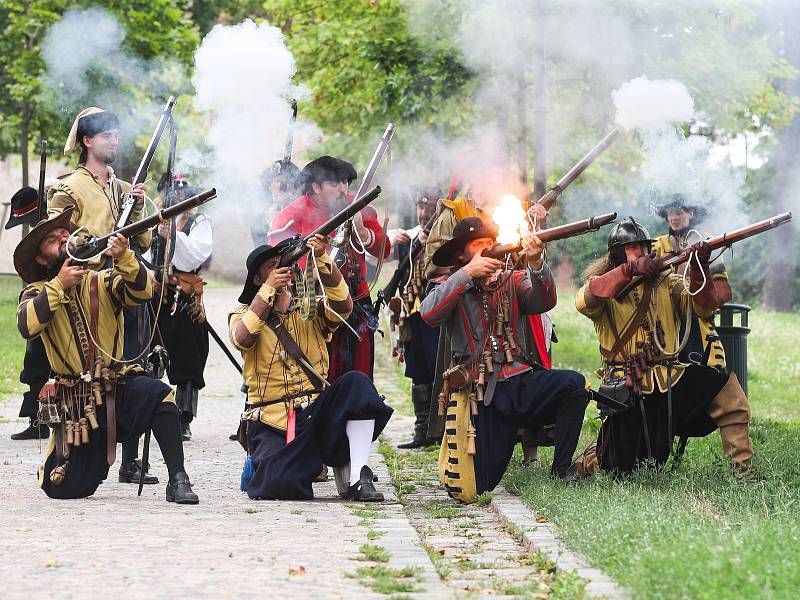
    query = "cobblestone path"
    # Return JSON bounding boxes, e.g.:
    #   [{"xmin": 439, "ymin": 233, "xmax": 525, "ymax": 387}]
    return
[{"xmin": 0, "ymin": 286, "xmax": 610, "ymax": 598}]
